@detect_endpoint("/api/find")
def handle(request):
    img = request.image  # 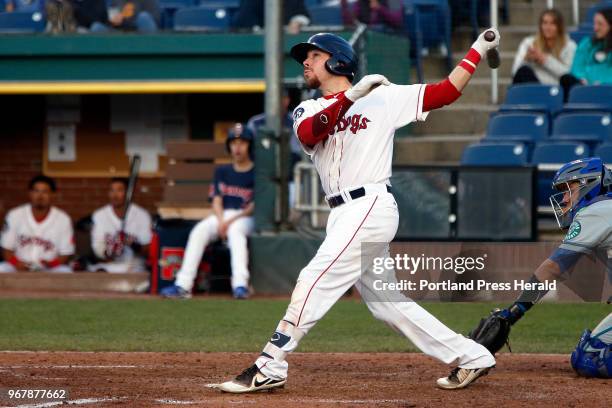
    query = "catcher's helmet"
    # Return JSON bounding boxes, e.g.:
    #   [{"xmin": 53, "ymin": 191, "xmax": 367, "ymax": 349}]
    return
[
  {"xmin": 226, "ymin": 123, "xmax": 253, "ymax": 154},
  {"xmin": 549, "ymin": 157, "xmax": 612, "ymax": 229},
  {"xmin": 290, "ymin": 33, "xmax": 358, "ymax": 81}
]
